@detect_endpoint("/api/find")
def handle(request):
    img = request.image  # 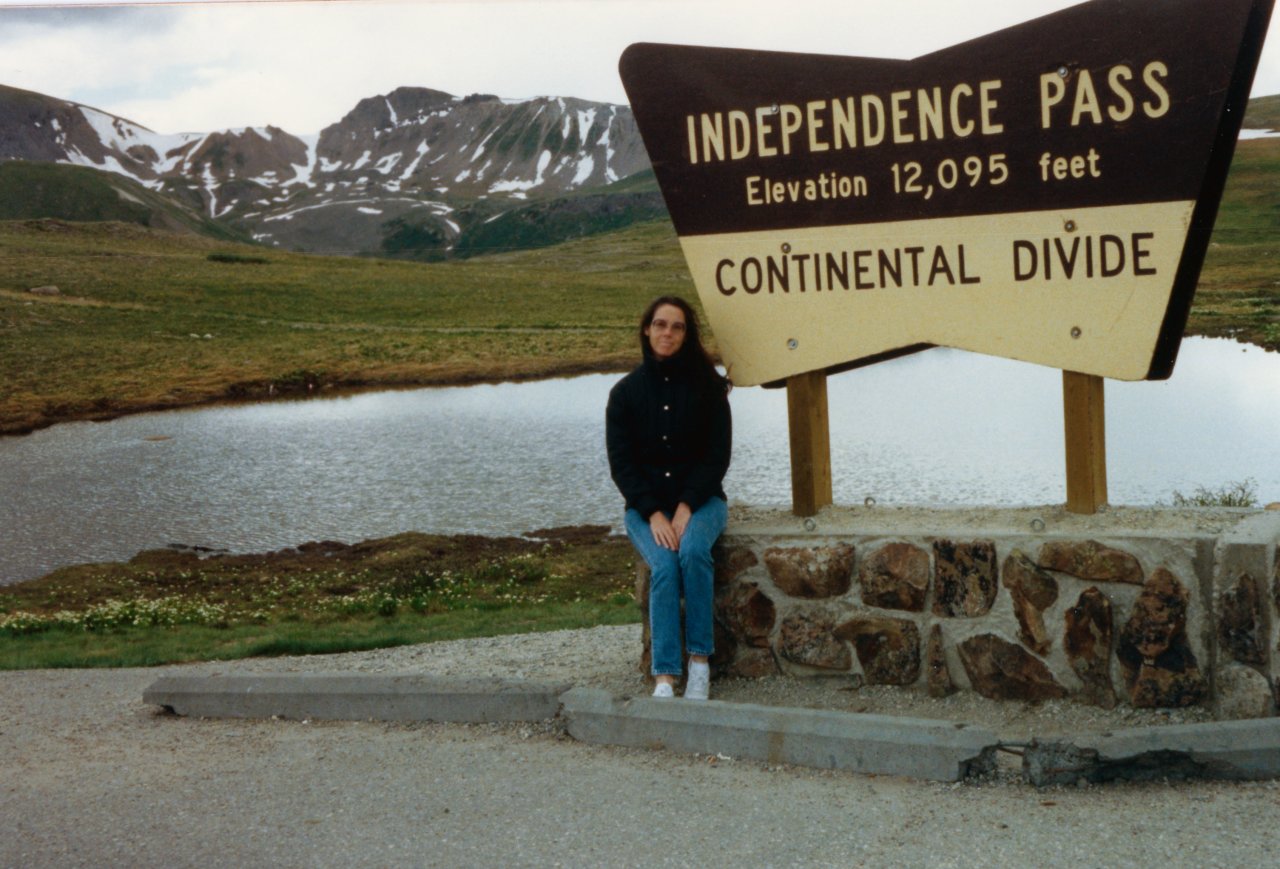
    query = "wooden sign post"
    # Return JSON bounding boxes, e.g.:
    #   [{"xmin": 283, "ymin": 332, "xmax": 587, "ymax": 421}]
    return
[
  {"xmin": 787, "ymin": 371, "xmax": 833, "ymax": 516},
  {"xmin": 1063, "ymin": 371, "xmax": 1108, "ymax": 513}
]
